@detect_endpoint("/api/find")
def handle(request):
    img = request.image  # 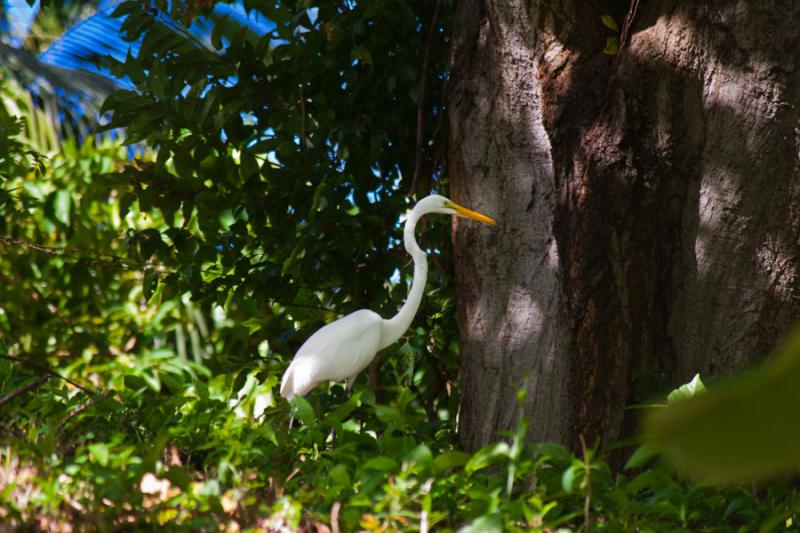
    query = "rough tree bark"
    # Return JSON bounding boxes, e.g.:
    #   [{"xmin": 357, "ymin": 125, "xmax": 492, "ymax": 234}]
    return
[{"xmin": 450, "ymin": 0, "xmax": 800, "ymax": 452}]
